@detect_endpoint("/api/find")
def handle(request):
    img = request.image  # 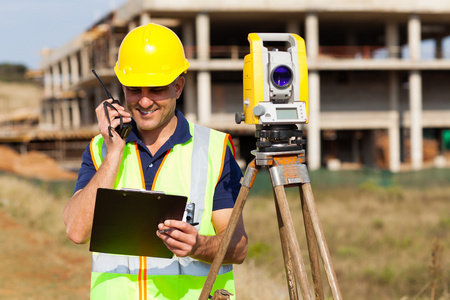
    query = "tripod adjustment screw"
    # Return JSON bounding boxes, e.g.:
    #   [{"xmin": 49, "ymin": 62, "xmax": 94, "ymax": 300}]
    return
[{"xmin": 235, "ymin": 112, "xmax": 245, "ymax": 124}]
